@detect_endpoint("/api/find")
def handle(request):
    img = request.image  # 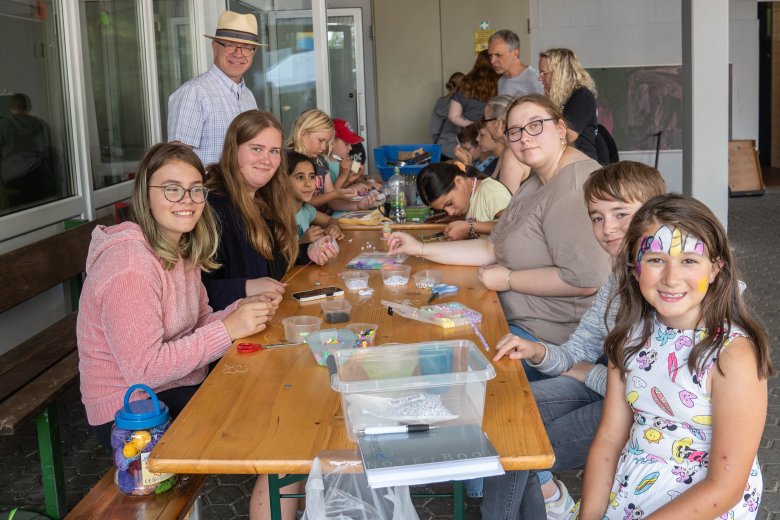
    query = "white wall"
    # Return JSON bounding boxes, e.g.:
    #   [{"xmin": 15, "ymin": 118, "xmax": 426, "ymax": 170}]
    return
[{"xmin": 530, "ymin": 0, "xmax": 760, "ymax": 195}]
